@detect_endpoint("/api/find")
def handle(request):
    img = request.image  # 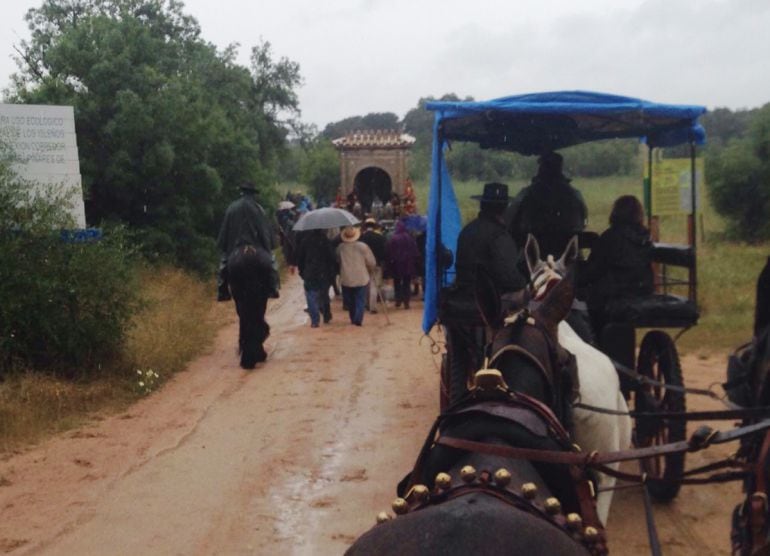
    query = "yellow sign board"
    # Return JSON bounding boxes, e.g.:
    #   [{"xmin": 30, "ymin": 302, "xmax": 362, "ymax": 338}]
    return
[{"xmin": 648, "ymin": 158, "xmax": 704, "ymax": 216}]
